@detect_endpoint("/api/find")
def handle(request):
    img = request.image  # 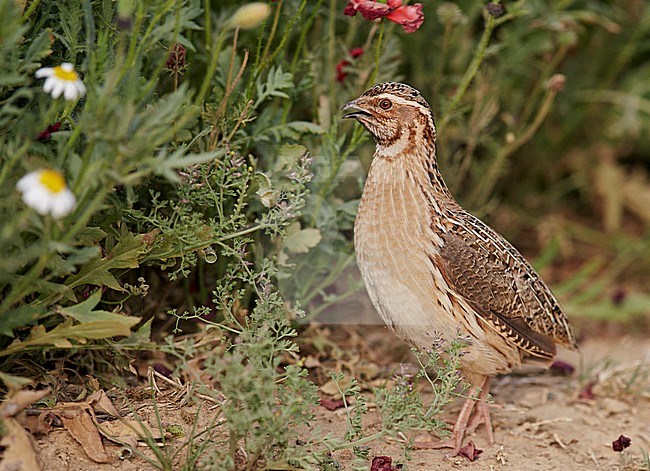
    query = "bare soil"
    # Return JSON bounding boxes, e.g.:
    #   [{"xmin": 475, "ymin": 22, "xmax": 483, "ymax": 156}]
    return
[{"xmin": 23, "ymin": 331, "xmax": 647, "ymax": 471}]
